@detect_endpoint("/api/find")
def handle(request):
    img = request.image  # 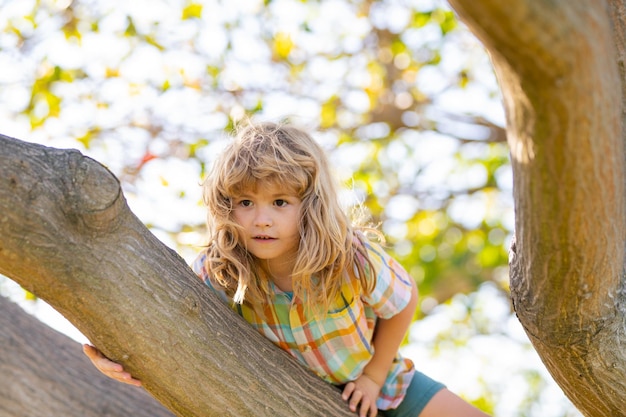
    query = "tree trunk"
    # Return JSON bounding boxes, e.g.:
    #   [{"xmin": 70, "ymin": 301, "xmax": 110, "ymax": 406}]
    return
[
  {"xmin": 447, "ymin": 0, "xmax": 626, "ymax": 416},
  {"xmin": 0, "ymin": 295, "xmax": 174, "ymax": 417},
  {"xmin": 0, "ymin": 134, "xmax": 357, "ymax": 417}
]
